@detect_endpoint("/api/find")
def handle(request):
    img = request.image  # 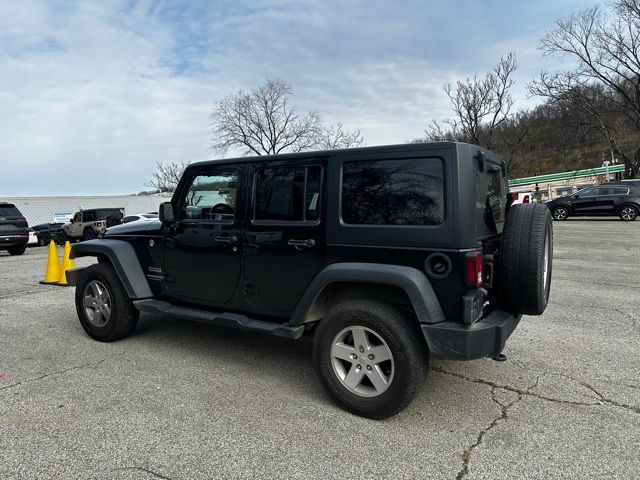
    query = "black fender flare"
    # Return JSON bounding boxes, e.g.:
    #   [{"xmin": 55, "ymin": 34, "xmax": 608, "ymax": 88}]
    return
[
  {"xmin": 70, "ymin": 239, "xmax": 153, "ymax": 299},
  {"xmin": 290, "ymin": 262, "xmax": 446, "ymax": 325}
]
